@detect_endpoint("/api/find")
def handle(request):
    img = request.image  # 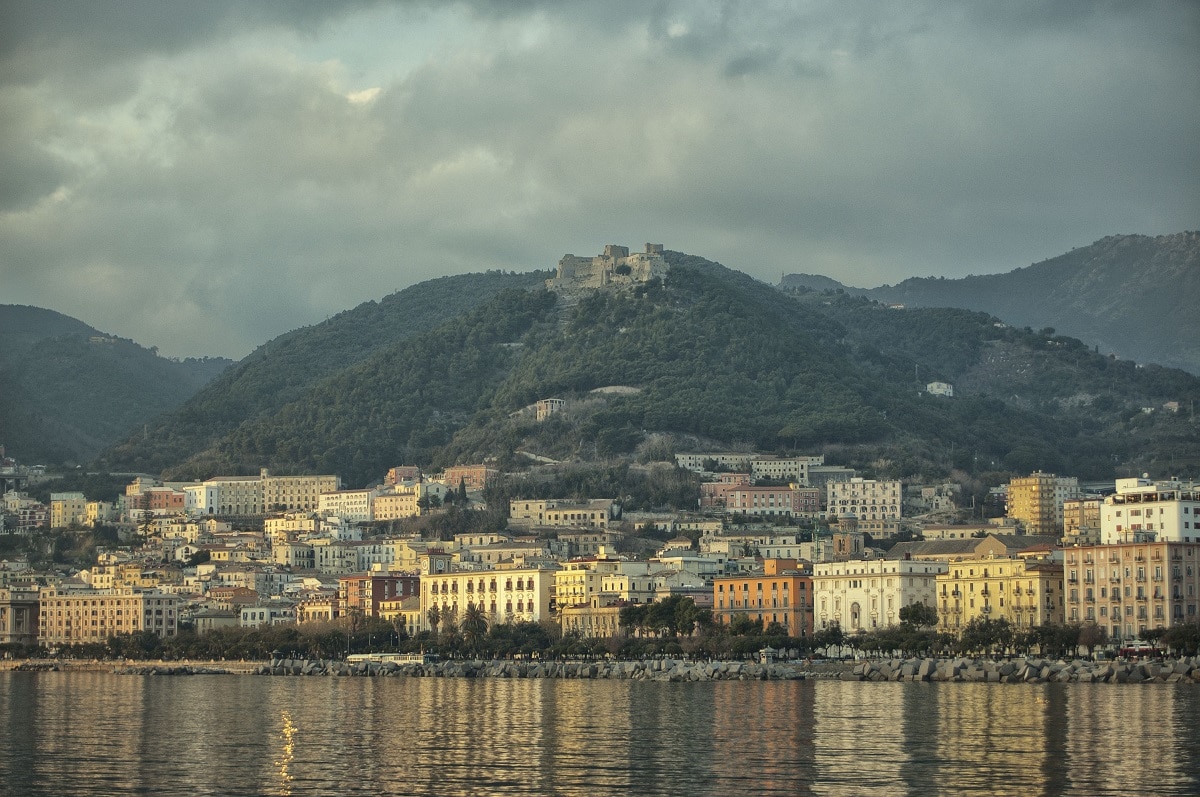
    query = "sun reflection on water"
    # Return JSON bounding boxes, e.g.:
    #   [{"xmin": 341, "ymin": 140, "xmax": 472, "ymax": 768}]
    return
[{"xmin": 275, "ymin": 710, "xmax": 296, "ymax": 796}]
